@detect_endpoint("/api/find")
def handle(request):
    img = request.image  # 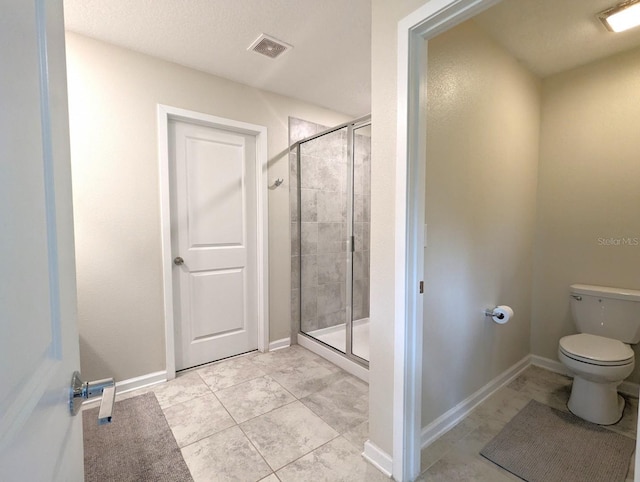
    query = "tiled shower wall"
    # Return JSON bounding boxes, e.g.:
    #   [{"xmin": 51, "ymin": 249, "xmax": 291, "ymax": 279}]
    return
[
  {"xmin": 289, "ymin": 117, "xmax": 371, "ymax": 336},
  {"xmin": 352, "ymin": 131, "xmax": 371, "ymax": 322}
]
